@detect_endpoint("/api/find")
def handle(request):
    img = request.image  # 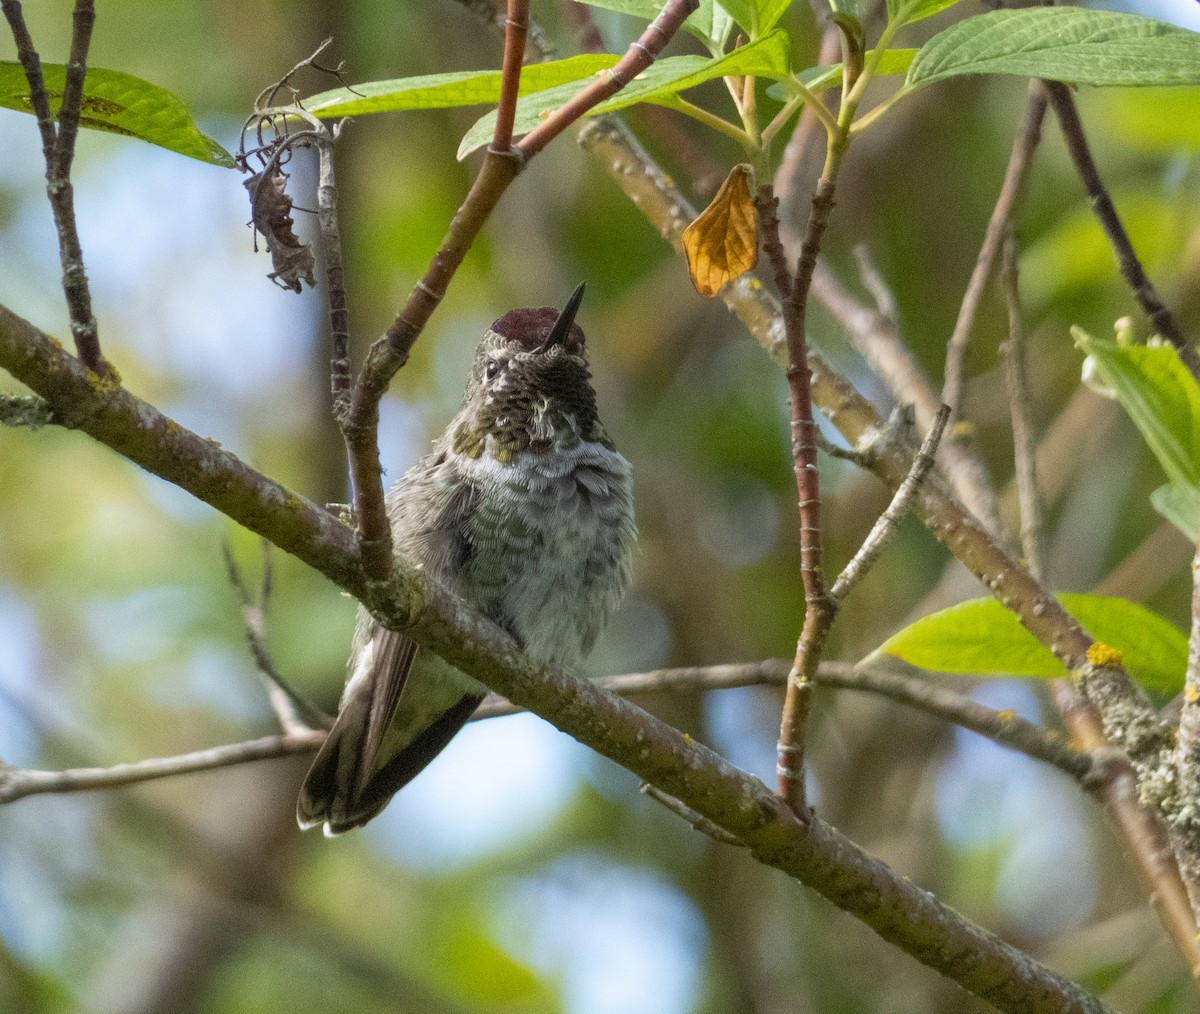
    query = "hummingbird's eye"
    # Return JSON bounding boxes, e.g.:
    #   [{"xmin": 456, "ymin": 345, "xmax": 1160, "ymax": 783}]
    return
[{"xmin": 485, "ymin": 359, "xmax": 500, "ymax": 380}]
